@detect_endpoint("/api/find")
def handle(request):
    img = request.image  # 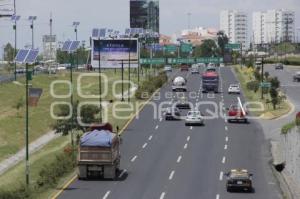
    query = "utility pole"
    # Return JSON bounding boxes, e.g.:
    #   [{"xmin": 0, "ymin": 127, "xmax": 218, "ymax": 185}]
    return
[
  {"xmin": 261, "ymin": 57, "xmax": 264, "ymax": 100},
  {"xmin": 73, "ymin": 22, "xmax": 80, "ymax": 69},
  {"xmin": 50, "ymin": 13, "xmax": 53, "ymax": 61},
  {"xmin": 28, "ymin": 16, "xmax": 37, "ymax": 49}
]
